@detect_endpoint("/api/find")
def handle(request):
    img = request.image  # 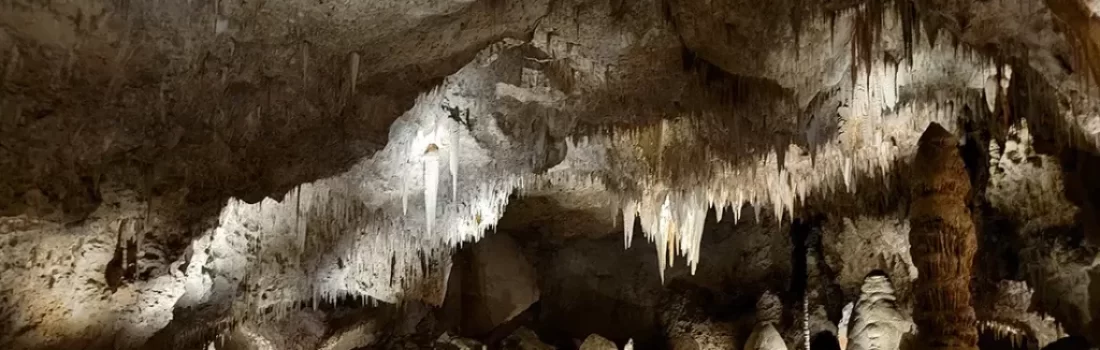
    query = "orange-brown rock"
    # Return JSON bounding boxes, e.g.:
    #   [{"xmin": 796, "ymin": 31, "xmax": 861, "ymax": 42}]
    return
[{"xmin": 908, "ymin": 123, "xmax": 979, "ymax": 350}]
